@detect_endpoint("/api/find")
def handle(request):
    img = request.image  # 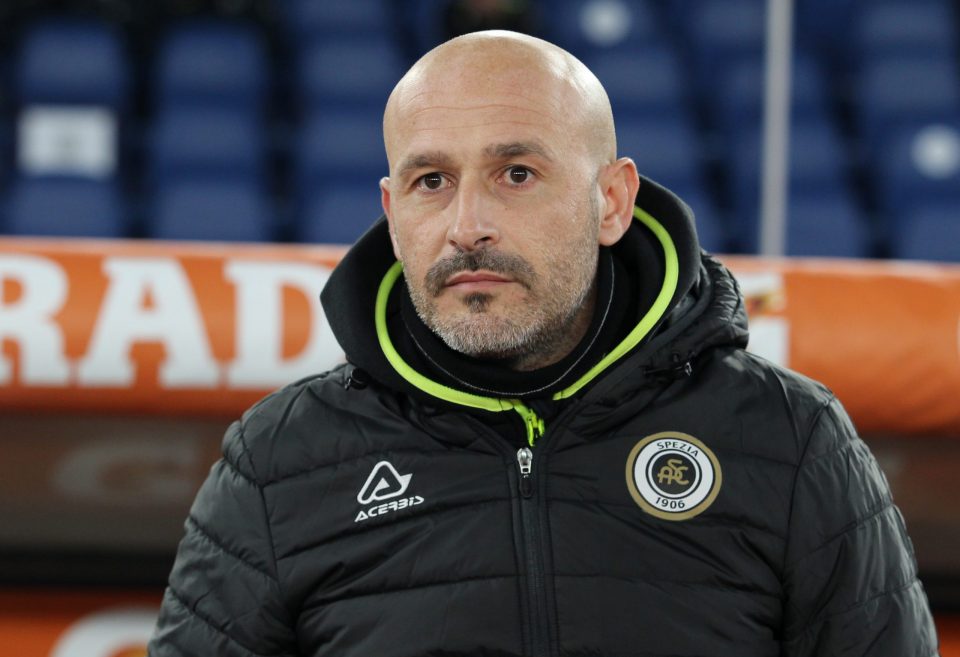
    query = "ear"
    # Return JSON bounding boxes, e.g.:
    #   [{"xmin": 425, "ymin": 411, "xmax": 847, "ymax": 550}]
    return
[
  {"xmin": 380, "ymin": 177, "xmax": 402, "ymax": 260},
  {"xmin": 597, "ymin": 157, "xmax": 640, "ymax": 246}
]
